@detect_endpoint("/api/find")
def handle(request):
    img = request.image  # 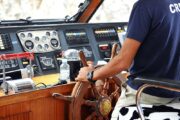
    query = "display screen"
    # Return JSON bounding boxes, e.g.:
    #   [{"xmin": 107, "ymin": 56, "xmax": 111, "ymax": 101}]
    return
[
  {"xmin": 64, "ymin": 29, "xmax": 89, "ymax": 44},
  {"xmin": 94, "ymin": 28, "xmax": 116, "ymax": 34}
]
